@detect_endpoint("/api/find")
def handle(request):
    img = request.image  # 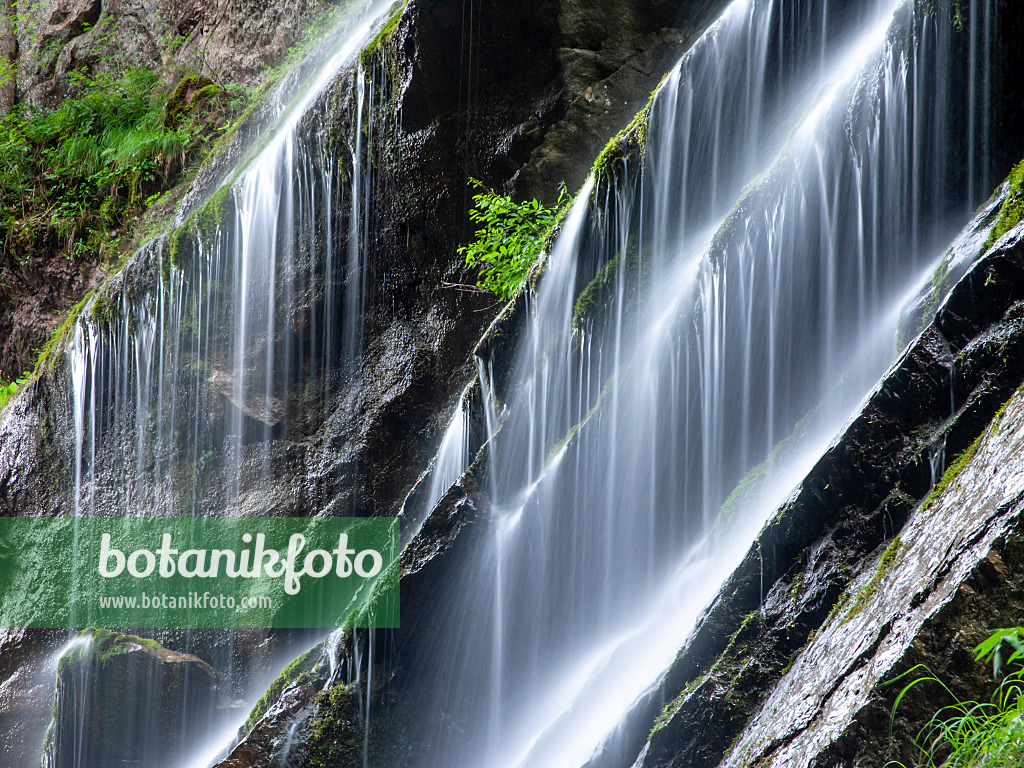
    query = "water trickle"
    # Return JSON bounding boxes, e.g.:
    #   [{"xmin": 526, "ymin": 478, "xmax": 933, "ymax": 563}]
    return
[
  {"xmin": 399, "ymin": 385, "xmax": 473, "ymax": 547},
  {"xmin": 65, "ymin": 0, "xmax": 392, "ymax": 519},
  {"xmin": 930, "ymin": 437, "xmax": 948, "ymax": 486}
]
